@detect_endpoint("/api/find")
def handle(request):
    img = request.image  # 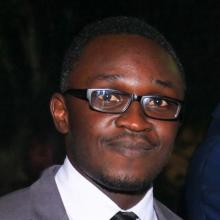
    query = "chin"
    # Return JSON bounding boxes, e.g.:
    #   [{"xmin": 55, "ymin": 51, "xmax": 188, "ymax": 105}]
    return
[{"xmin": 93, "ymin": 172, "xmax": 152, "ymax": 194}]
